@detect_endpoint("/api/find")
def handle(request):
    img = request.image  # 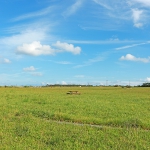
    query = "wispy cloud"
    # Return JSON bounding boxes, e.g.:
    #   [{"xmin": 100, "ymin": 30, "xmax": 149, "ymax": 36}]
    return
[
  {"xmin": 0, "ymin": 22, "xmax": 53, "ymax": 61},
  {"xmin": 62, "ymin": 0, "xmax": 84, "ymax": 17},
  {"xmin": 120, "ymin": 54, "xmax": 150, "ymax": 63},
  {"xmin": 66, "ymin": 39, "xmax": 136, "ymax": 45},
  {"xmin": 0, "ymin": 27, "xmax": 47, "ymax": 47},
  {"xmin": 74, "ymin": 55, "xmax": 104, "ymax": 68},
  {"xmin": 74, "ymin": 75, "xmax": 85, "ymax": 78},
  {"xmin": 56, "ymin": 61, "xmax": 72, "ymax": 65},
  {"xmin": 127, "ymin": 0, "xmax": 150, "ymax": 28},
  {"xmin": 23, "ymin": 66, "xmax": 43, "ymax": 77},
  {"xmin": 39, "ymin": 59, "xmax": 72, "ymax": 65},
  {"xmin": 4, "ymin": 59, "xmax": 11, "ymax": 64},
  {"xmin": 31, "ymin": 72, "xmax": 43, "ymax": 76},
  {"xmin": 11, "ymin": 6, "xmax": 54, "ymax": 22},
  {"xmin": 92, "ymin": 0, "xmax": 150, "ymax": 29},
  {"xmin": 92, "ymin": 0, "xmax": 112, "ymax": 10},
  {"xmin": 0, "ymin": 58, "xmax": 11, "ymax": 64},
  {"xmin": 23, "ymin": 66, "xmax": 36, "ymax": 72},
  {"xmin": 131, "ymin": 0, "xmax": 150, "ymax": 7}
]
